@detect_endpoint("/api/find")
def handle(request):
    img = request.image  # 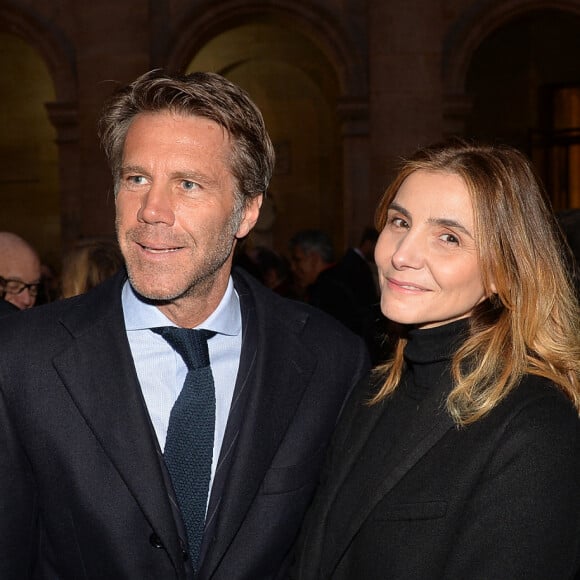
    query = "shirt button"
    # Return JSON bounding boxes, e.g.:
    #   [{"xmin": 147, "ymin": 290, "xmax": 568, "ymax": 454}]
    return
[{"xmin": 149, "ymin": 533, "xmax": 164, "ymax": 549}]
